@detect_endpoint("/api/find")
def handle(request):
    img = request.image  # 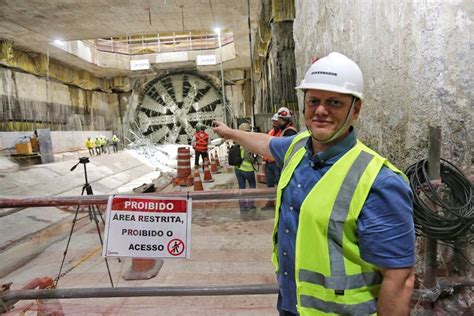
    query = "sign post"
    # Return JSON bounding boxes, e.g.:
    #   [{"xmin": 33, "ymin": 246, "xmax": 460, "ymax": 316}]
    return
[{"xmin": 102, "ymin": 195, "xmax": 191, "ymax": 259}]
